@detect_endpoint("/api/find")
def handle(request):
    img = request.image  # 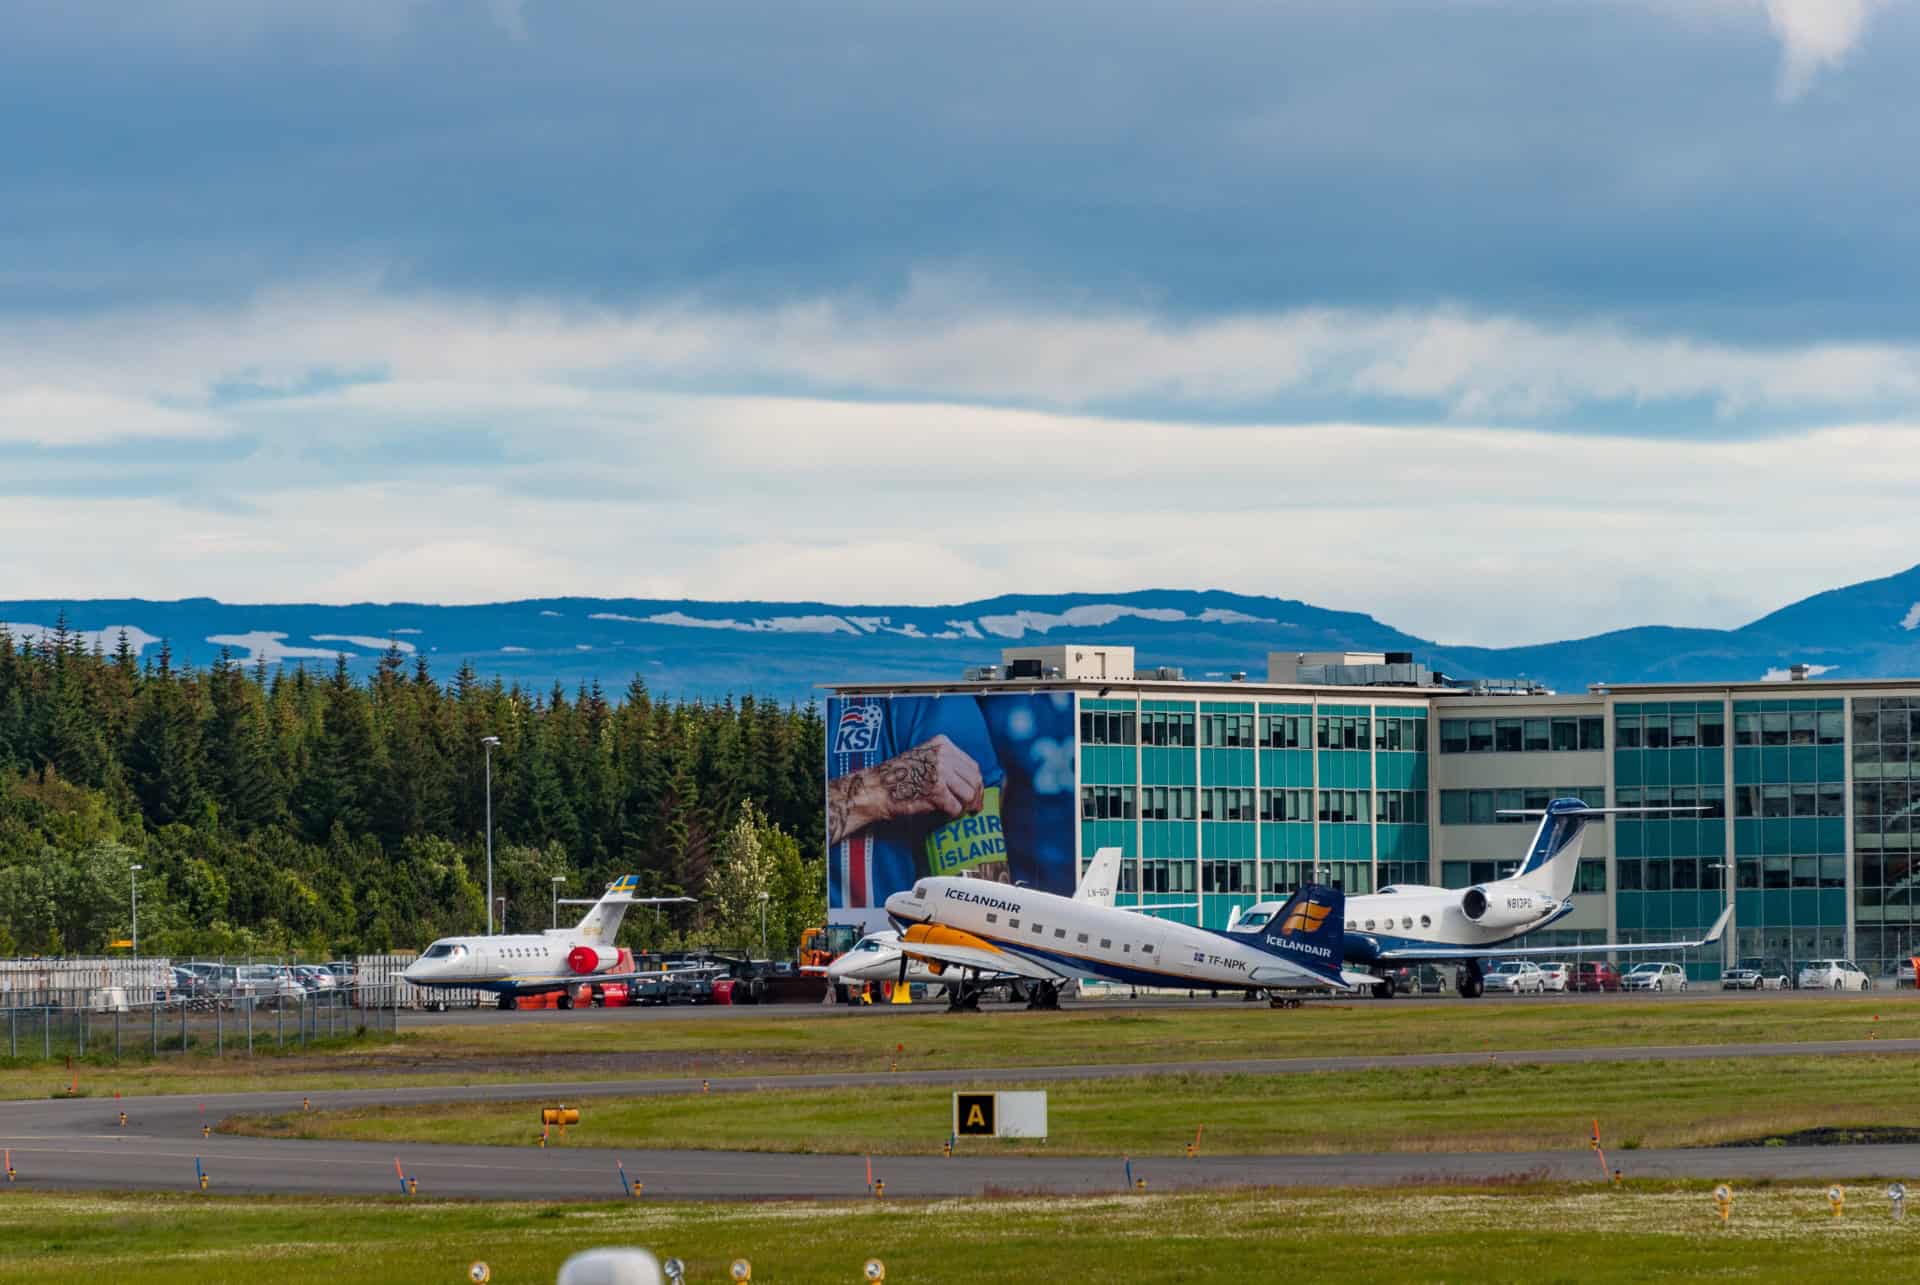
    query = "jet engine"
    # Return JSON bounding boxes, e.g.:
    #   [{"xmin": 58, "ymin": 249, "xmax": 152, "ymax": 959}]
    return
[
  {"xmin": 1459, "ymin": 886, "xmax": 1550, "ymax": 930},
  {"xmin": 567, "ymin": 945, "xmax": 620, "ymax": 975}
]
